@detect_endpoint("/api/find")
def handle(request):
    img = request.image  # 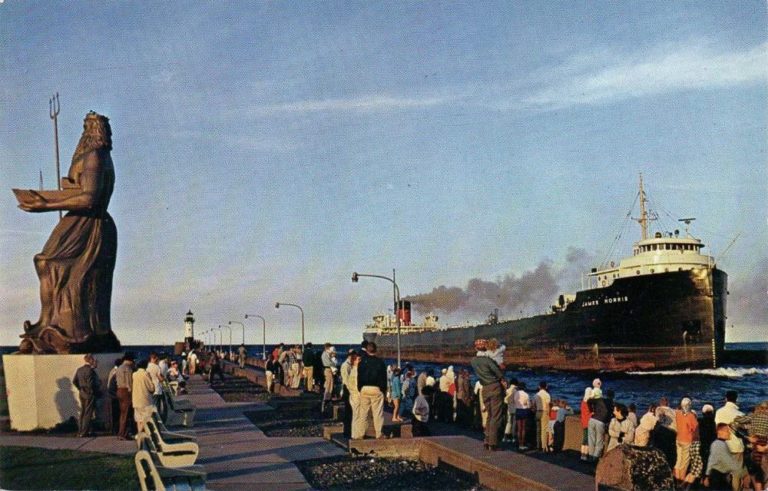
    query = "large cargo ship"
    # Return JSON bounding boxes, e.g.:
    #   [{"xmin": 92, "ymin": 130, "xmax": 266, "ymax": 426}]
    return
[{"xmin": 363, "ymin": 177, "xmax": 727, "ymax": 372}]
